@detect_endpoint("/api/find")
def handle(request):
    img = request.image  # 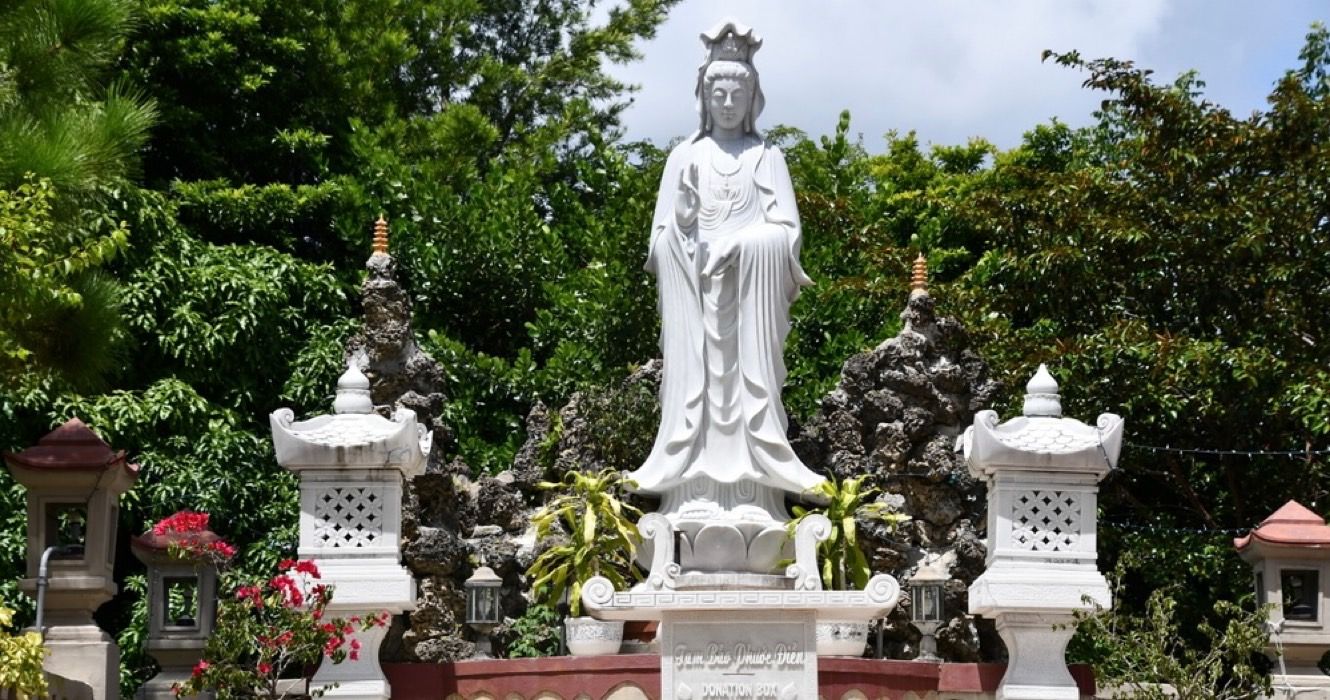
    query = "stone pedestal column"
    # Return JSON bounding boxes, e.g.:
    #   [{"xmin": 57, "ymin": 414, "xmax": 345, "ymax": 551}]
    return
[
  {"xmin": 960, "ymin": 365, "xmax": 1124, "ymax": 700},
  {"xmin": 130, "ymin": 529, "xmax": 220, "ymax": 700},
  {"xmin": 4, "ymin": 419, "xmax": 139, "ymax": 700},
  {"xmin": 271, "ymin": 363, "xmax": 427, "ymax": 700}
]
